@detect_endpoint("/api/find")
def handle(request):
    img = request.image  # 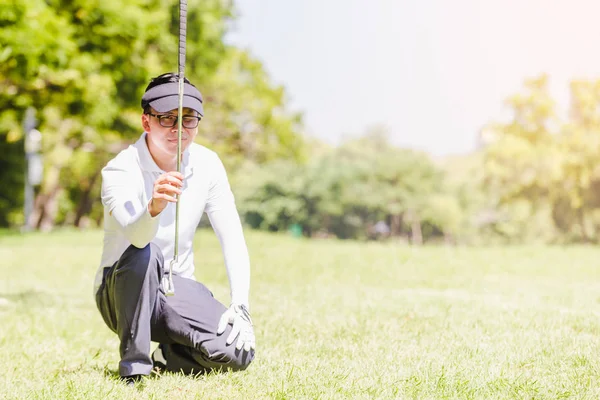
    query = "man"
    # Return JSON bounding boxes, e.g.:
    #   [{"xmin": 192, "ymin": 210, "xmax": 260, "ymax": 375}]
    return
[{"xmin": 94, "ymin": 72, "xmax": 255, "ymax": 384}]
